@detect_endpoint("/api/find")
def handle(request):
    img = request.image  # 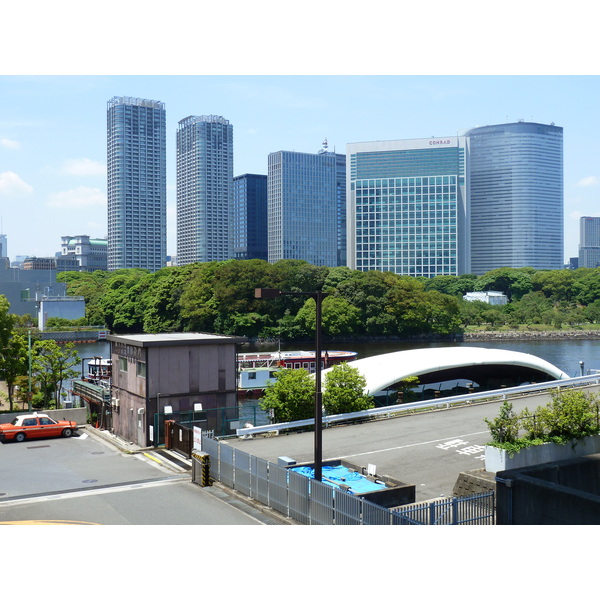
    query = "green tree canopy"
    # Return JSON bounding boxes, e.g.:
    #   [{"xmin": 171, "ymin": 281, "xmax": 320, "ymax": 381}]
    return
[
  {"xmin": 31, "ymin": 340, "xmax": 79, "ymax": 409},
  {"xmin": 0, "ymin": 334, "xmax": 29, "ymax": 411},
  {"xmin": 474, "ymin": 267, "xmax": 534, "ymax": 301},
  {"xmin": 323, "ymin": 362, "xmax": 374, "ymax": 415},
  {"xmin": 259, "ymin": 368, "xmax": 315, "ymax": 423}
]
